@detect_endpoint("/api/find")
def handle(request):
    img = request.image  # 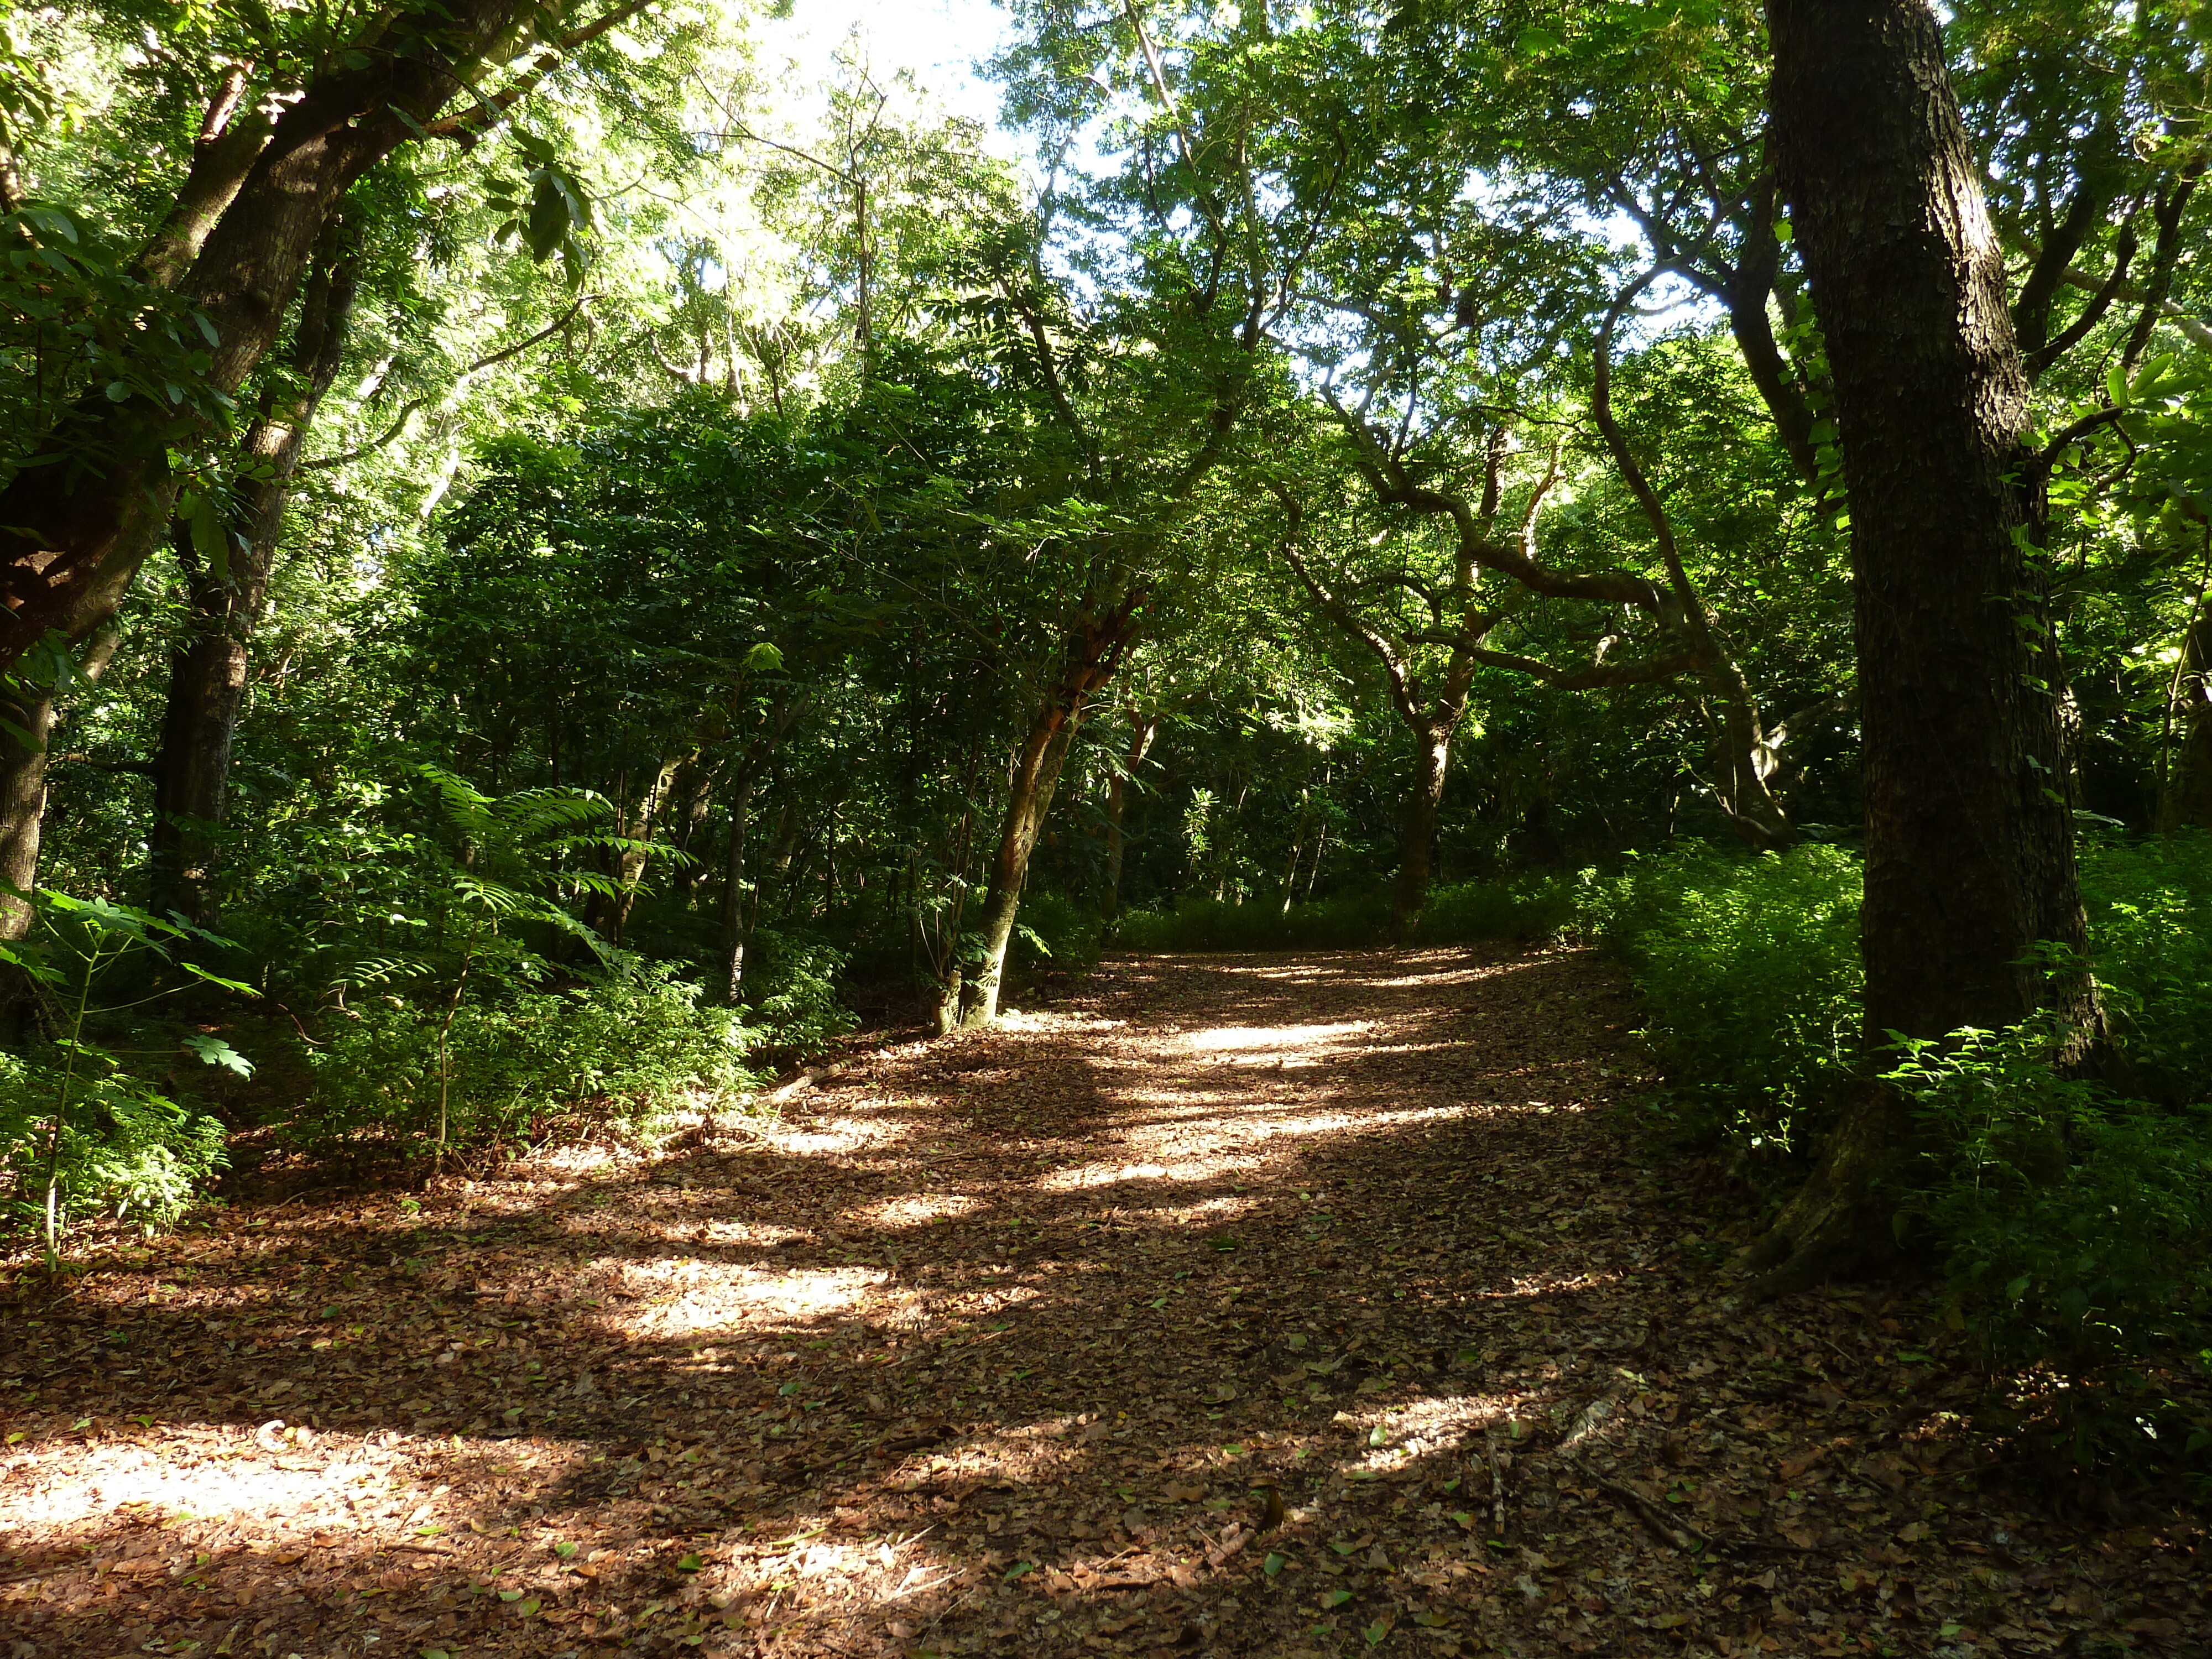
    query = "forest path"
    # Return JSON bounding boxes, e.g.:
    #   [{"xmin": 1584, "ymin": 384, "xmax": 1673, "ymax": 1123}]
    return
[{"xmin": 3, "ymin": 946, "xmax": 2200, "ymax": 1658}]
